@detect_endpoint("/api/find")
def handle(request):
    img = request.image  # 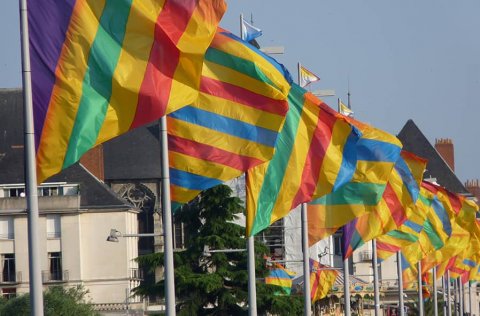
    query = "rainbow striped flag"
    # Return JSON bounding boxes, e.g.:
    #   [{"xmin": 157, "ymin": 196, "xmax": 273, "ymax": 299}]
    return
[
  {"xmin": 246, "ymin": 84, "xmax": 362, "ymax": 236},
  {"xmin": 340, "ymin": 151, "xmax": 426, "ymax": 259},
  {"xmin": 167, "ymin": 28, "xmax": 292, "ymax": 209},
  {"xmin": 30, "ymin": 0, "xmax": 226, "ymax": 183},
  {"xmin": 310, "ymin": 259, "xmax": 338, "ymax": 302},
  {"xmin": 420, "ymin": 190, "xmax": 476, "ymax": 274},
  {"xmin": 307, "ymin": 131, "xmax": 404, "ymax": 246},
  {"xmin": 265, "ymin": 262, "xmax": 296, "ymax": 295},
  {"xmin": 400, "ymin": 184, "xmax": 454, "ymax": 268}
]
